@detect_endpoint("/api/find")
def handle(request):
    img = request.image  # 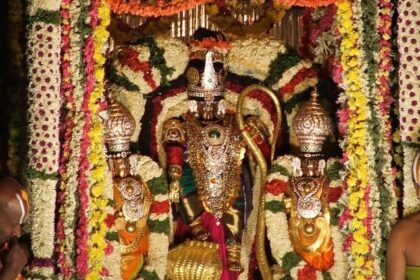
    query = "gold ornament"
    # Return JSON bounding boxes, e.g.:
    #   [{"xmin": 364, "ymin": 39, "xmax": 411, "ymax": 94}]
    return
[
  {"xmin": 104, "ymin": 99, "xmax": 136, "ymax": 153},
  {"xmin": 292, "ymin": 89, "xmax": 333, "ymax": 156},
  {"xmin": 186, "ymin": 67, "xmax": 200, "ymax": 86},
  {"xmin": 185, "ymin": 116, "xmax": 245, "ymax": 219},
  {"xmin": 166, "ymin": 240, "xmax": 222, "ymax": 280}
]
